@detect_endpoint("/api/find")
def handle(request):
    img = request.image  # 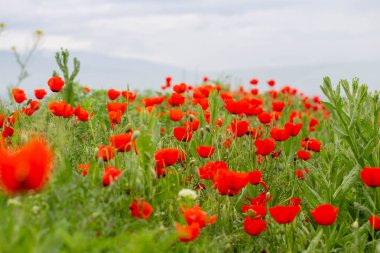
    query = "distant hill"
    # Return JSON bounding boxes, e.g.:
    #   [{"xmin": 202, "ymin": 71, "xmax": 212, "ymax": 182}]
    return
[{"xmin": 1, "ymin": 50, "xmax": 379, "ymax": 99}]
